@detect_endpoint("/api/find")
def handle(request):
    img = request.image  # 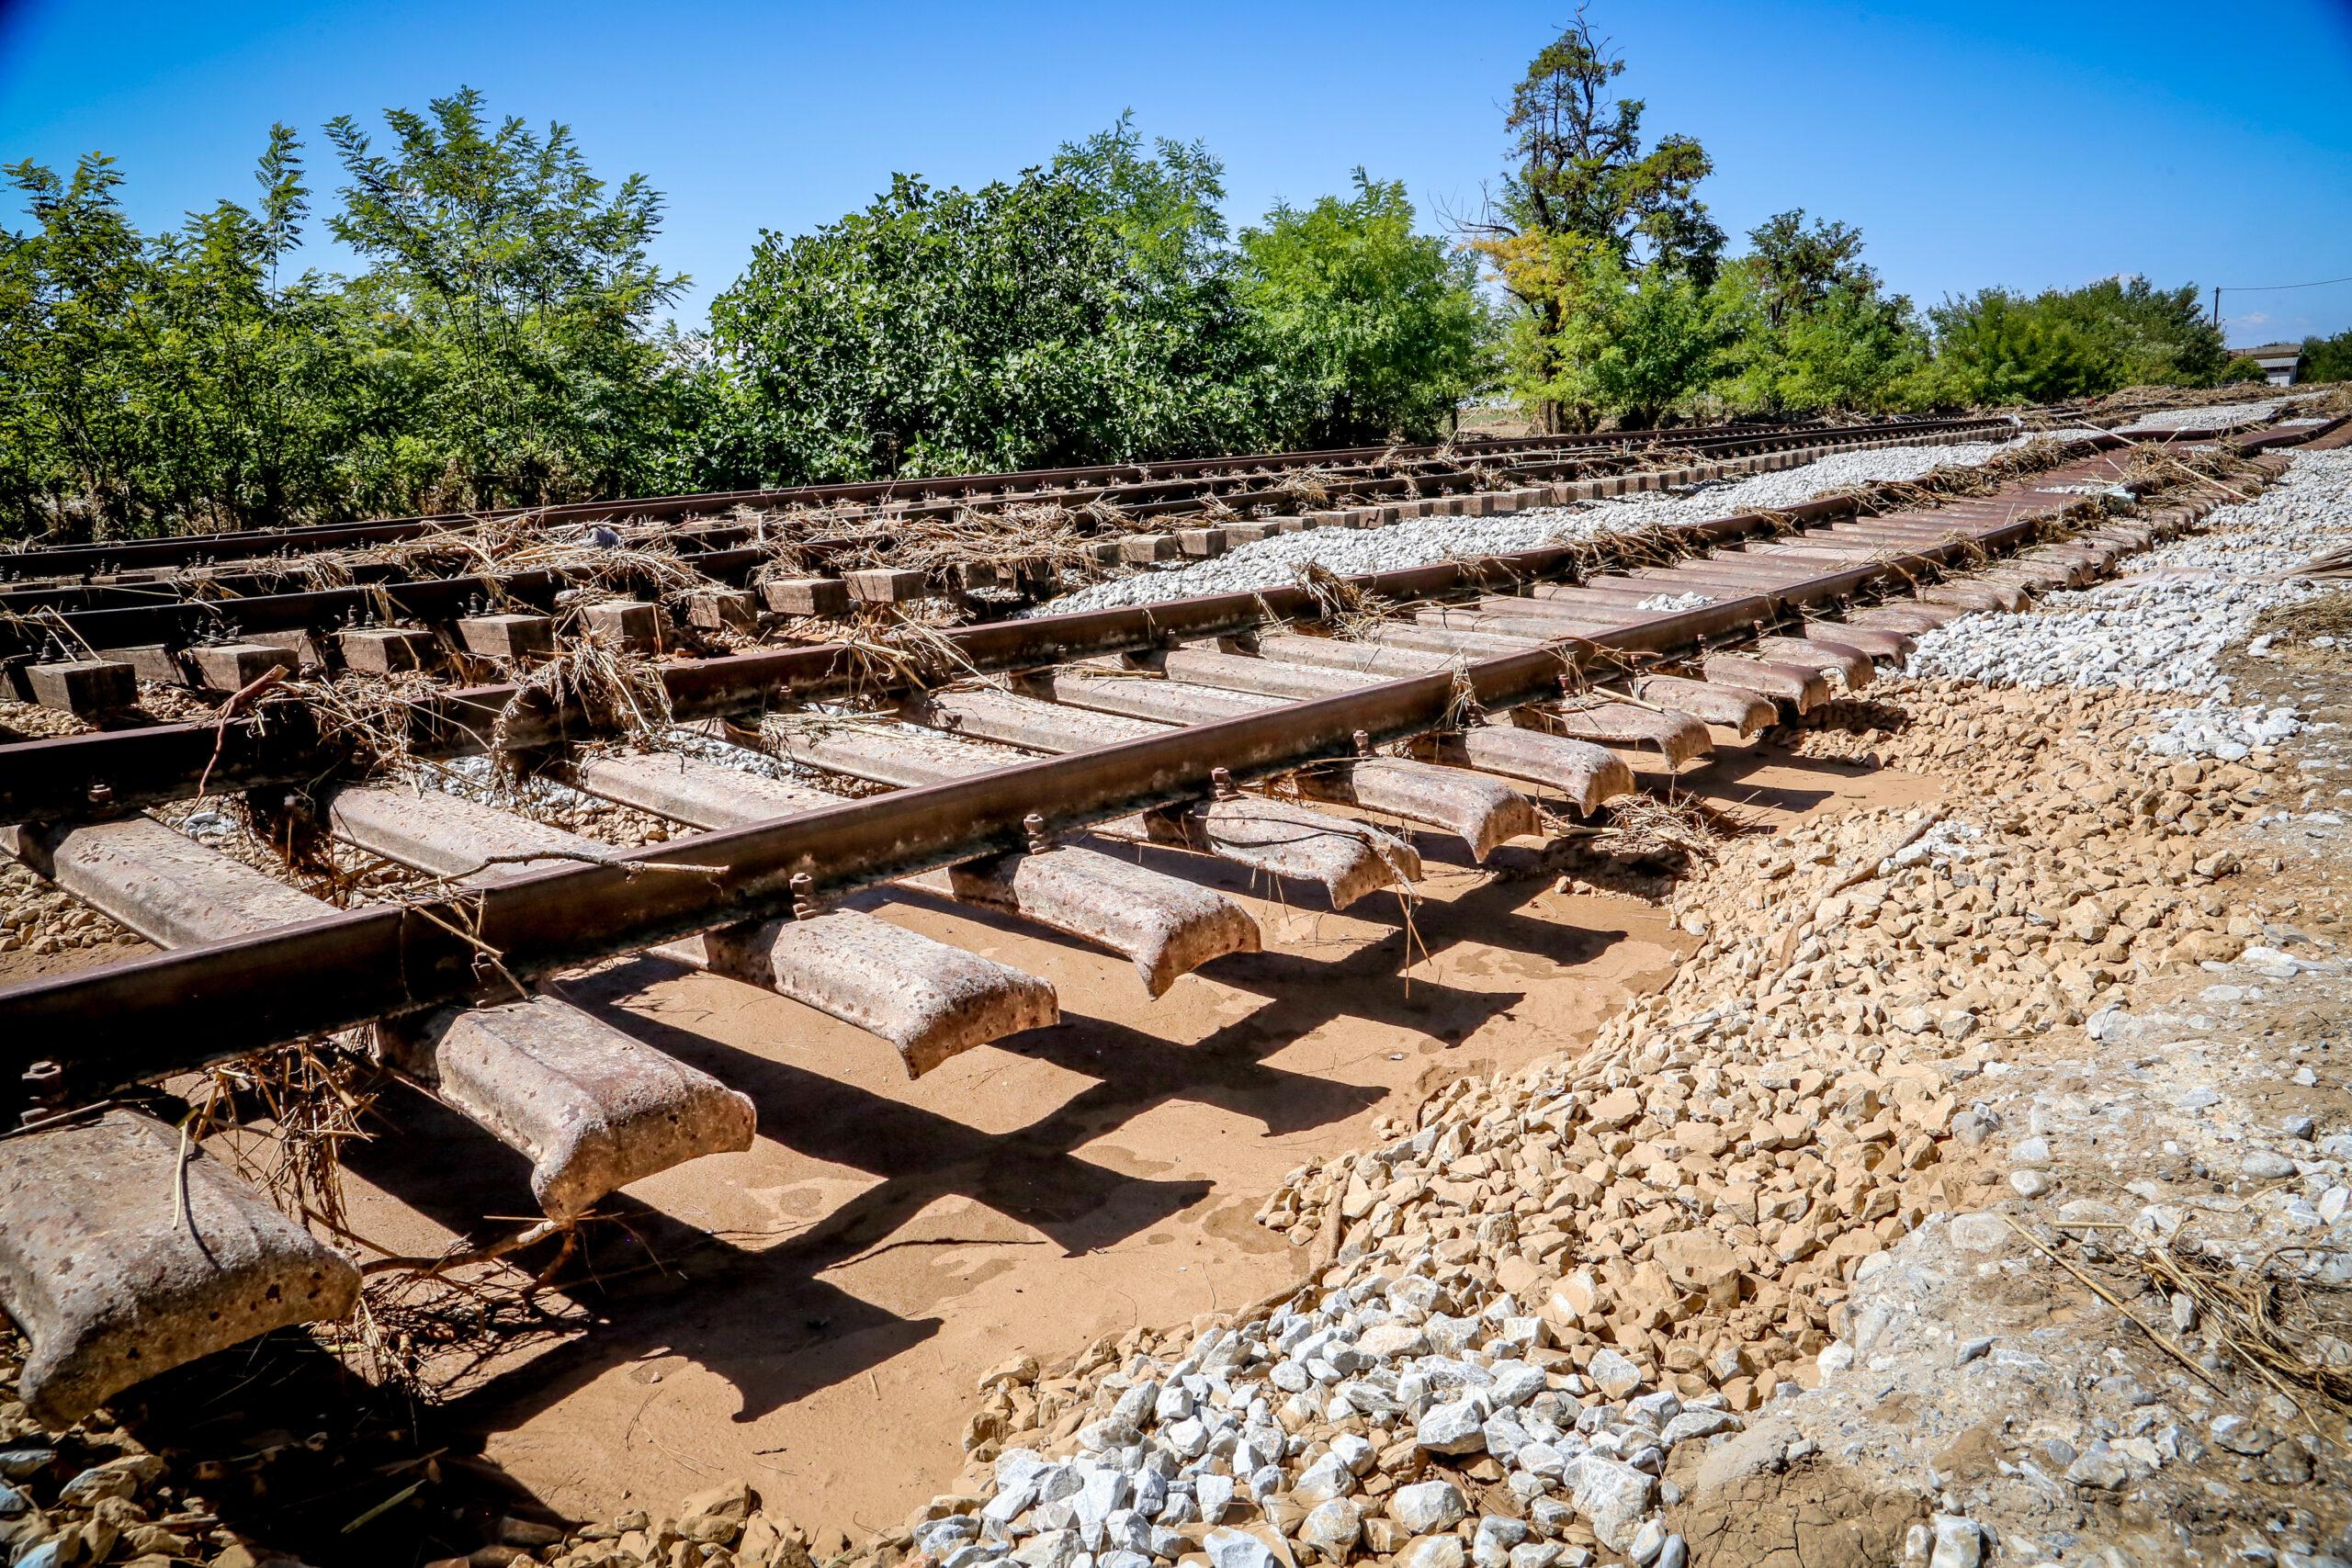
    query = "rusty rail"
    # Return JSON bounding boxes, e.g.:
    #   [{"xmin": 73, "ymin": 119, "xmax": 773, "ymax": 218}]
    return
[
  {"xmin": 0, "ymin": 466, "xmax": 2134, "ymax": 1107},
  {"xmin": 6, "ymin": 414, "xmax": 2335, "ymax": 1111},
  {"xmin": 0, "ymin": 435, "xmax": 2073, "ymax": 826},
  {"xmin": 0, "ymin": 413, "xmax": 1996, "ymax": 585}
]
